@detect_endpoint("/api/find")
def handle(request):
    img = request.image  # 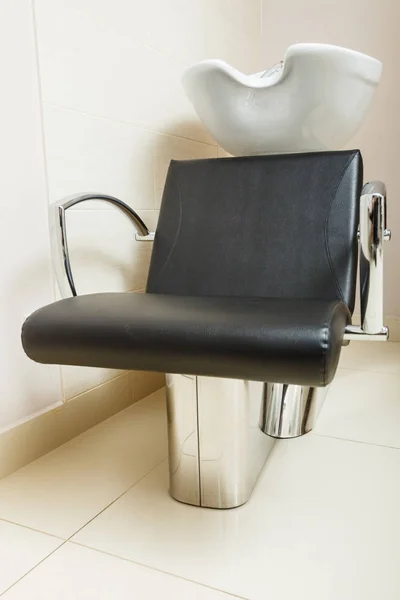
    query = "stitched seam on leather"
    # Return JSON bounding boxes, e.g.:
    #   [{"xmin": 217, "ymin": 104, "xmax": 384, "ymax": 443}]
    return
[
  {"xmin": 154, "ymin": 167, "xmax": 183, "ymax": 279},
  {"xmin": 320, "ymin": 301, "xmax": 341, "ymax": 386},
  {"xmin": 324, "ymin": 154, "xmax": 357, "ymax": 303}
]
